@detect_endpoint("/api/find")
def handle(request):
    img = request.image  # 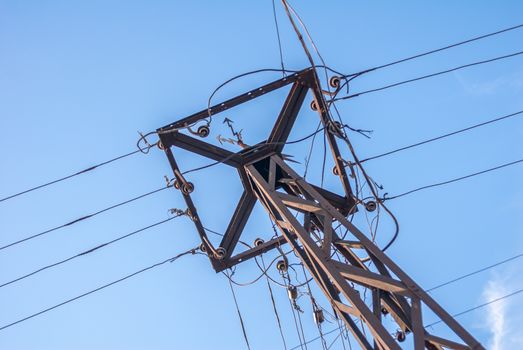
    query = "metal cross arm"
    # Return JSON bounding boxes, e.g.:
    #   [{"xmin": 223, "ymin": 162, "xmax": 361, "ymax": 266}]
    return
[{"xmin": 156, "ymin": 67, "xmax": 357, "ymax": 272}]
